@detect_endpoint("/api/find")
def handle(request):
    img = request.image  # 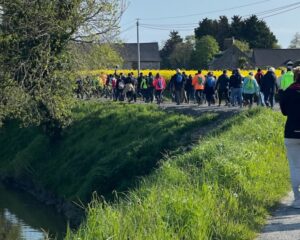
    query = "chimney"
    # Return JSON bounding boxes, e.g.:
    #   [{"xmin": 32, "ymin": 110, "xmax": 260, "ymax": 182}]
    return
[{"xmin": 224, "ymin": 37, "xmax": 235, "ymax": 49}]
